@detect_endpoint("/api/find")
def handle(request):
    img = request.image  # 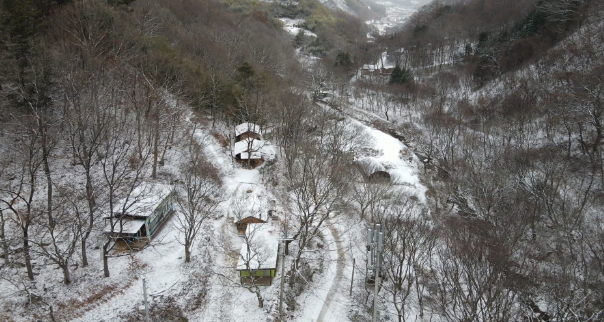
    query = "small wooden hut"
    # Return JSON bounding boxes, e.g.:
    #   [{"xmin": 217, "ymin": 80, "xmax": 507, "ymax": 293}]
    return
[
  {"xmin": 235, "ymin": 122, "xmax": 262, "ymax": 141},
  {"xmin": 235, "ymin": 215, "xmax": 267, "ymax": 235},
  {"xmin": 236, "ymin": 223, "xmax": 279, "ymax": 286},
  {"xmin": 104, "ymin": 184, "xmax": 176, "ymax": 245},
  {"xmin": 233, "ymin": 138, "xmax": 264, "ymax": 168}
]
